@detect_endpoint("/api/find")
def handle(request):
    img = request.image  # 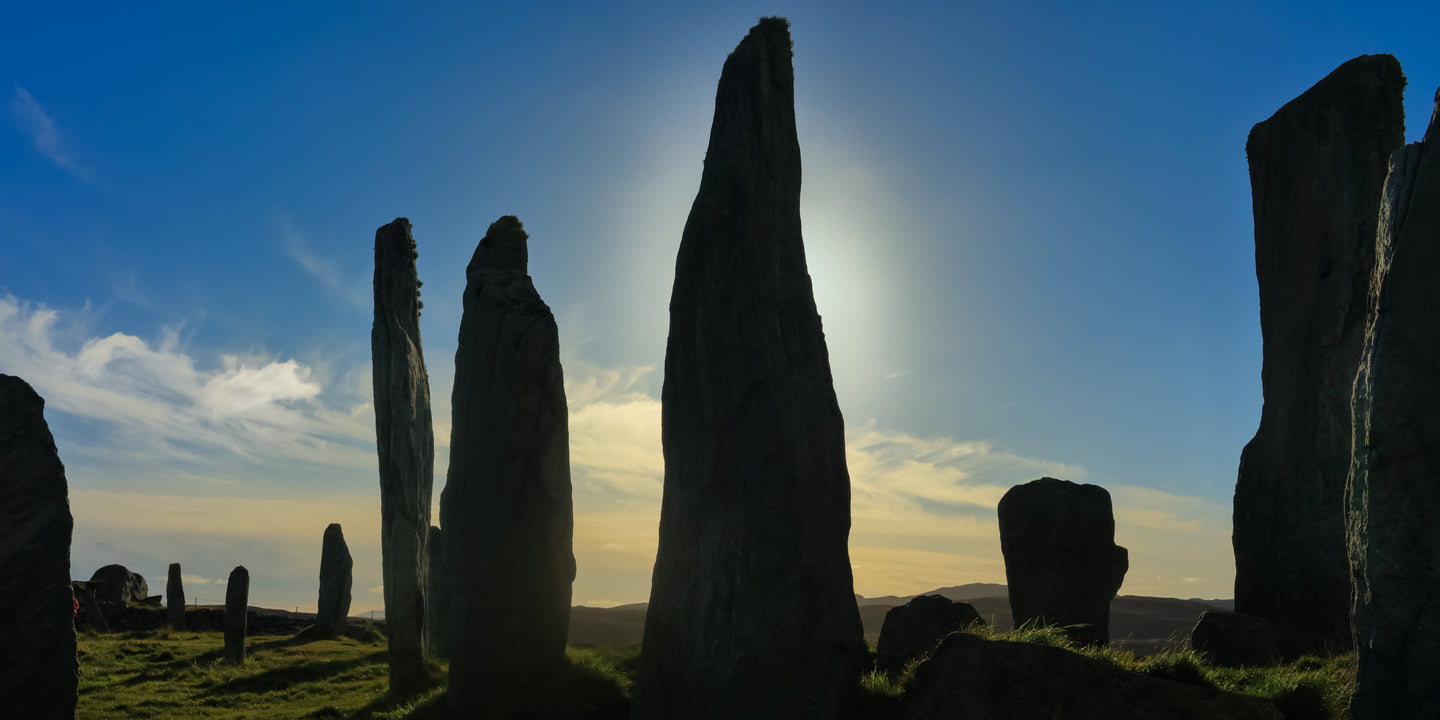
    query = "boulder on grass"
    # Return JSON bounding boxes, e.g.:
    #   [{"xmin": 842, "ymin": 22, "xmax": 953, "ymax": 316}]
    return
[
  {"xmin": 1190, "ymin": 611, "xmax": 1279, "ymax": 668},
  {"xmin": 877, "ymin": 594, "xmax": 983, "ymax": 671}
]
